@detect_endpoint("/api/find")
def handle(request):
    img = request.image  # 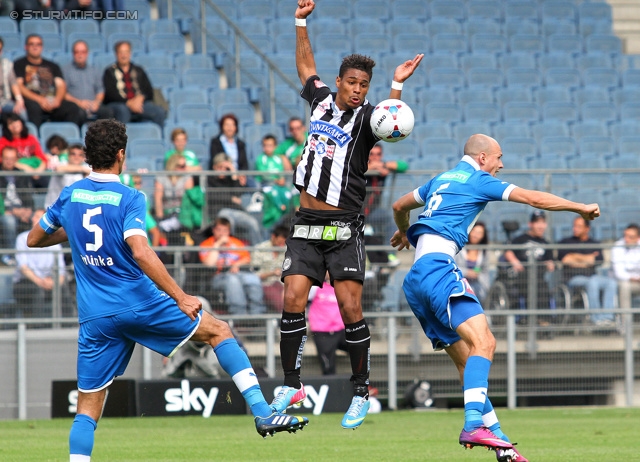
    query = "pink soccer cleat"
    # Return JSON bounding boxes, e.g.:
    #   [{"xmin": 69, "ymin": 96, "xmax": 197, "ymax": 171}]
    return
[
  {"xmin": 459, "ymin": 426, "xmax": 514, "ymax": 450},
  {"xmin": 496, "ymin": 445, "xmax": 528, "ymax": 462}
]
